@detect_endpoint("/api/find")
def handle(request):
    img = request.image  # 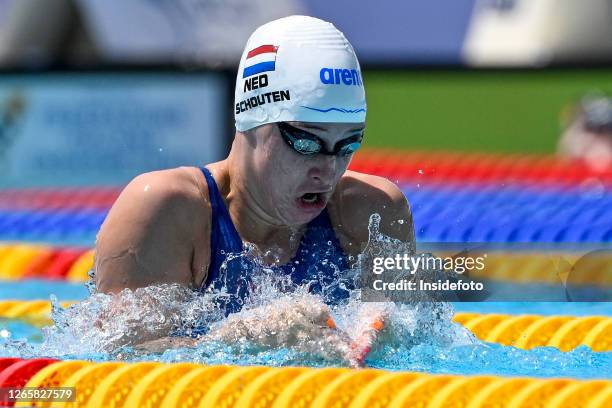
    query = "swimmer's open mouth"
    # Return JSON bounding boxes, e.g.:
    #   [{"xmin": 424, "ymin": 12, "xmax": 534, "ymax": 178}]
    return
[{"xmin": 298, "ymin": 192, "xmax": 326, "ymax": 209}]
